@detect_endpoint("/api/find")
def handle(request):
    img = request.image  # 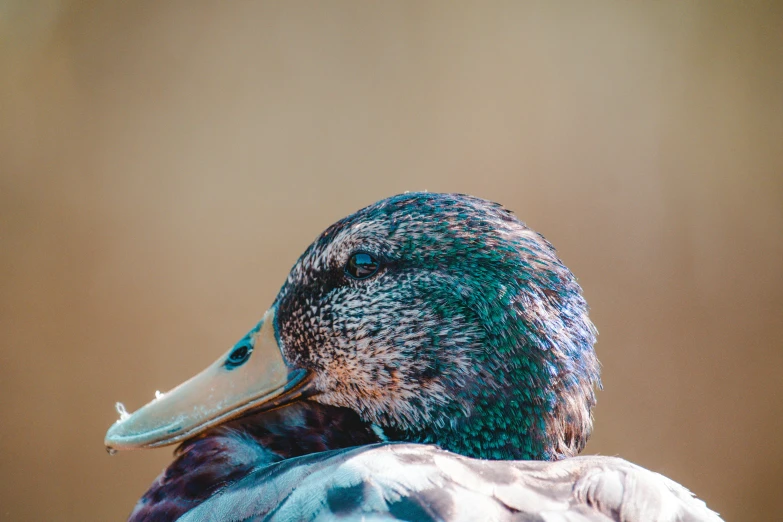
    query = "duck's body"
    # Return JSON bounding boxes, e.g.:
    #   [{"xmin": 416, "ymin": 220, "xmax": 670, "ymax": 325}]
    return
[
  {"xmin": 107, "ymin": 193, "xmax": 721, "ymax": 521},
  {"xmin": 130, "ymin": 403, "xmax": 719, "ymax": 522},
  {"xmin": 174, "ymin": 445, "xmax": 718, "ymax": 522}
]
